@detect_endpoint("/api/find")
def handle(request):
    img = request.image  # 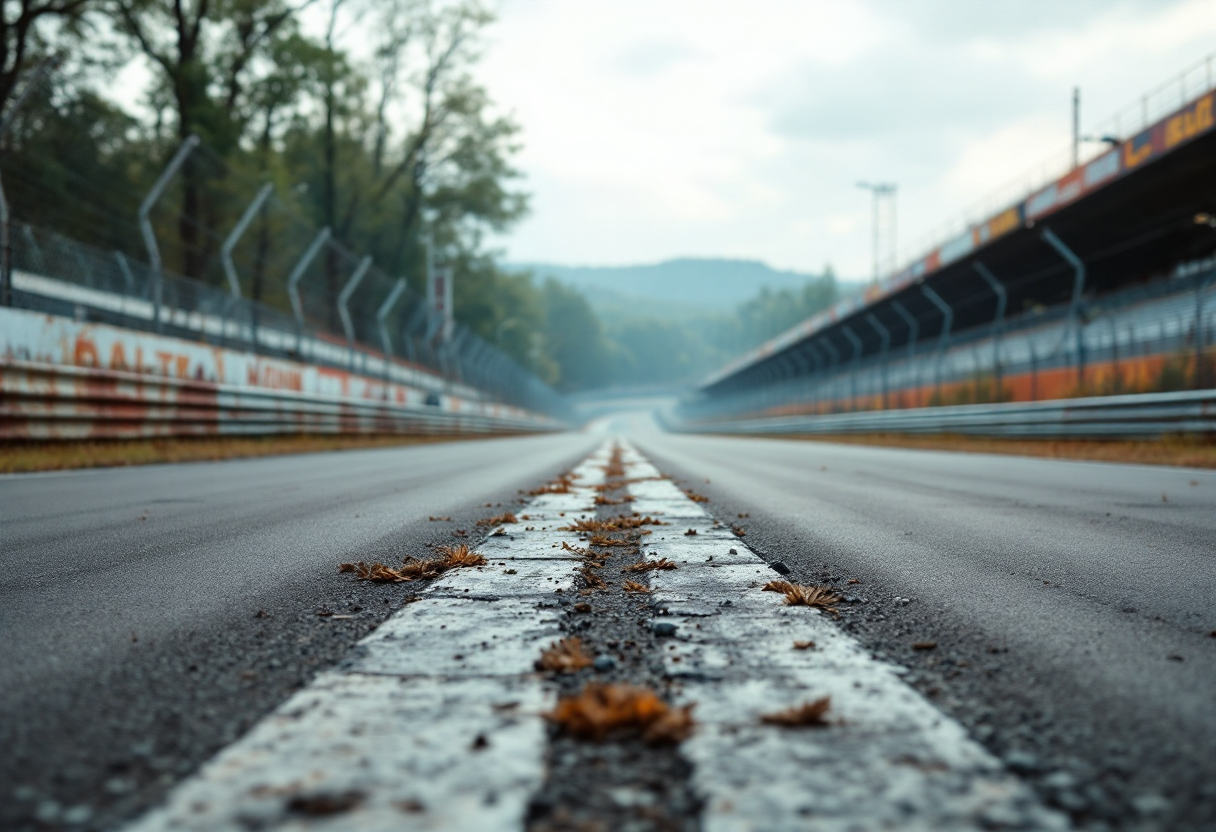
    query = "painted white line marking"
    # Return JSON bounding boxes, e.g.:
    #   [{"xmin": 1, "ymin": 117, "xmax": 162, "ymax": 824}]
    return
[
  {"xmin": 123, "ymin": 443, "xmax": 613, "ymax": 832},
  {"xmin": 620, "ymin": 441, "xmax": 1067, "ymax": 832}
]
